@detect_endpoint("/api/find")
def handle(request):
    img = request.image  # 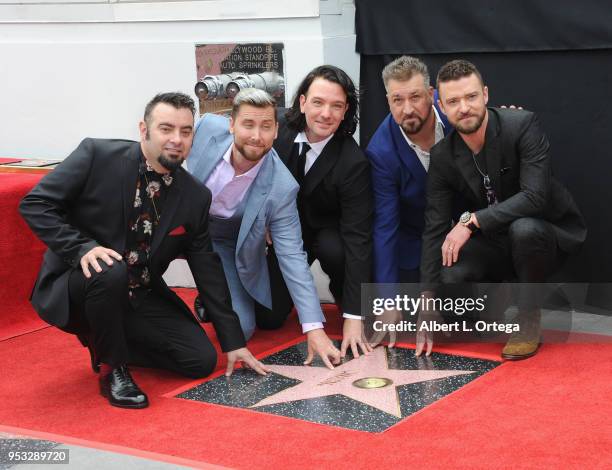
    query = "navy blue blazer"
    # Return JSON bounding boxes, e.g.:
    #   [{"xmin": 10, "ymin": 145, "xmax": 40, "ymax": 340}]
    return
[{"xmin": 366, "ymin": 101, "xmax": 451, "ymax": 283}]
